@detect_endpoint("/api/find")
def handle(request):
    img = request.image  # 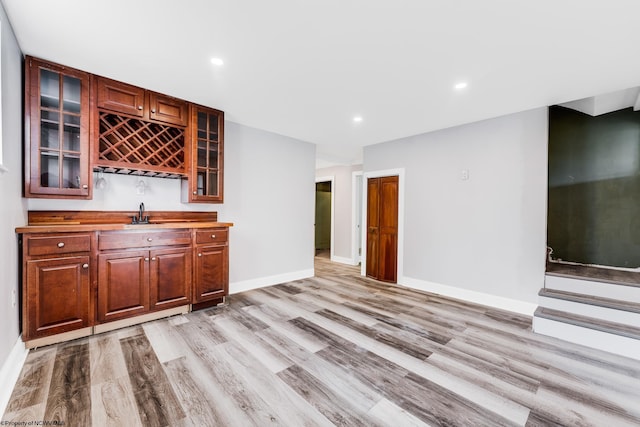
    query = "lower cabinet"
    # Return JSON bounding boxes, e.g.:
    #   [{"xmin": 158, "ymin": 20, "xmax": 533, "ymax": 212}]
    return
[
  {"xmin": 22, "ymin": 232, "xmax": 94, "ymax": 343},
  {"xmin": 25, "ymin": 256, "xmax": 91, "ymax": 340},
  {"xmin": 193, "ymin": 228, "xmax": 229, "ymax": 306},
  {"xmin": 20, "ymin": 225, "xmax": 228, "ymax": 346},
  {"xmin": 97, "ymin": 241, "xmax": 192, "ymax": 323}
]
